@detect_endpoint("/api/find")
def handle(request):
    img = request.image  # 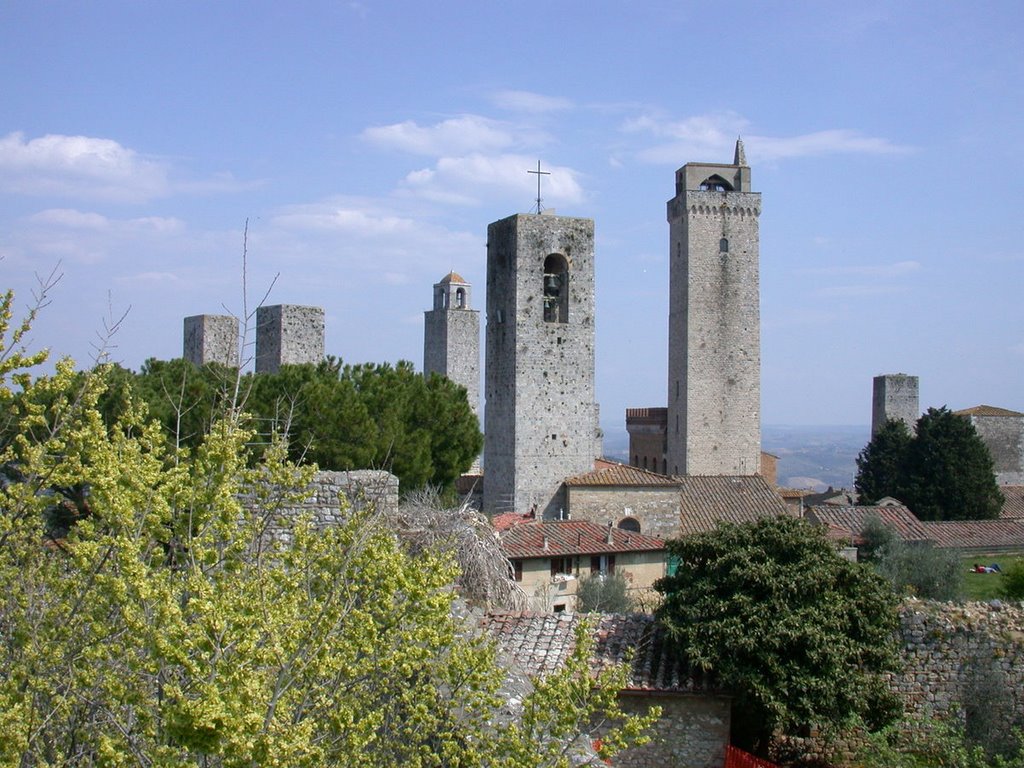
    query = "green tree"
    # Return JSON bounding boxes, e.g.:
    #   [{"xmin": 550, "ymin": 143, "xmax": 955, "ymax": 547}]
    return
[
  {"xmin": 874, "ymin": 540, "xmax": 963, "ymax": 601},
  {"xmin": 1000, "ymin": 560, "xmax": 1024, "ymax": 600},
  {"xmin": 901, "ymin": 407, "xmax": 1004, "ymax": 521},
  {"xmin": 655, "ymin": 516, "xmax": 901, "ymax": 757},
  {"xmin": 0, "ymin": 289, "xmax": 651, "ymax": 766},
  {"xmin": 855, "ymin": 419, "xmax": 913, "ymax": 505},
  {"xmin": 854, "ymin": 407, "xmax": 1003, "ymax": 521},
  {"xmin": 576, "ymin": 571, "xmax": 633, "ymax": 613}
]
